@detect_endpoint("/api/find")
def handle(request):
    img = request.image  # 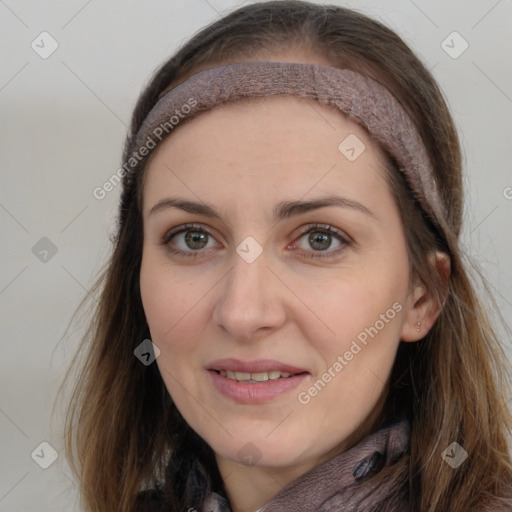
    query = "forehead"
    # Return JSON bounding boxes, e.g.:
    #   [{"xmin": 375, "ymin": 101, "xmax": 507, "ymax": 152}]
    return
[{"xmin": 141, "ymin": 95, "xmax": 392, "ymax": 215}]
